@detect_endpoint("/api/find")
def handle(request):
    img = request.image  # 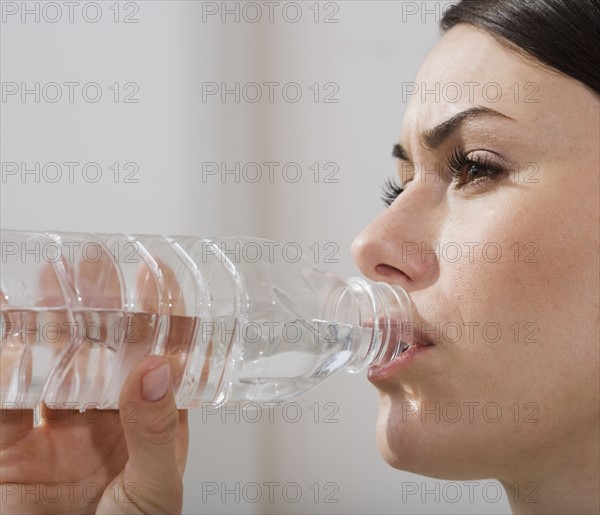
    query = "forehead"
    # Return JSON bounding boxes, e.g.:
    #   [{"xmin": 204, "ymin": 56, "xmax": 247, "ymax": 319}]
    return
[{"xmin": 400, "ymin": 24, "xmax": 594, "ymax": 149}]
